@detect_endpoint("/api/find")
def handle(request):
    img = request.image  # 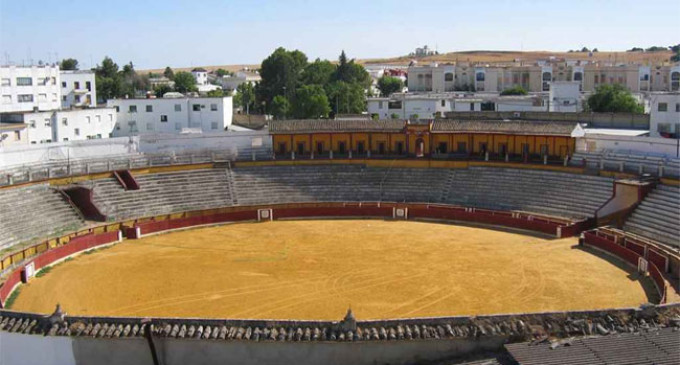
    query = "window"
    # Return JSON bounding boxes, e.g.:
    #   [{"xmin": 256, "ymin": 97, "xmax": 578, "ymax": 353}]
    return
[
  {"xmin": 29, "ymin": 120, "xmax": 35, "ymax": 128},
  {"xmin": 316, "ymin": 142, "xmax": 324, "ymax": 154},
  {"xmin": 457, "ymin": 142, "xmax": 467, "ymax": 153},
  {"xmin": 671, "ymin": 72, "xmax": 680, "ymax": 91},
  {"xmin": 573, "ymin": 72, "xmax": 583, "ymax": 81},
  {"xmin": 14, "ymin": 131, "xmax": 20, "ymax": 140},
  {"xmin": 16, "ymin": 77, "xmax": 32, "ymax": 86},
  {"xmin": 210, "ymin": 103, "xmax": 218, "ymax": 111},
  {"xmin": 297, "ymin": 143, "xmax": 305, "ymax": 155},
  {"xmin": 75, "ymin": 95, "xmax": 81, "ymax": 103},
  {"xmin": 479, "ymin": 142, "xmax": 488, "ymax": 154},
  {"xmin": 108, "ymin": 114, "xmax": 113, "ymax": 121},
  {"xmin": 174, "ymin": 104, "xmax": 182, "ymax": 112},
  {"xmin": 498, "ymin": 143, "xmax": 508, "ymax": 156},
  {"xmin": 96, "ymin": 134, "xmax": 102, "ymax": 139},
  {"xmin": 129, "ymin": 105, "xmax": 137, "ymax": 113},
  {"xmin": 62, "ymin": 118, "xmax": 68, "ymax": 126},
  {"xmin": 146, "ymin": 105, "xmax": 153, "ymax": 112},
  {"xmin": 211, "ymin": 122, "xmax": 218, "ymax": 130},
  {"xmin": 540, "ymin": 144, "xmax": 549, "ymax": 156},
  {"xmin": 357, "ymin": 141, "xmax": 365, "ymax": 154},
  {"xmin": 44, "ymin": 119, "xmax": 51, "ymax": 127},
  {"xmin": 86, "ymin": 116, "xmax": 91, "ymax": 124},
  {"xmin": 115, "ymin": 123, "xmax": 121, "ymax": 130},
  {"xmin": 114, "ymin": 106, "xmax": 120, "ymax": 112},
  {"xmin": 444, "ymin": 73, "xmax": 454, "ymax": 82},
  {"xmin": 657, "ymin": 123, "xmax": 671, "ymax": 133},
  {"xmin": 2, "ymin": 95, "xmax": 11, "ymax": 104},
  {"xmin": 469, "ymin": 103, "xmax": 474, "ymax": 111},
  {"xmin": 74, "ymin": 128, "xmax": 80, "ymax": 136},
  {"xmin": 1, "ymin": 78, "xmax": 10, "ymax": 86},
  {"xmin": 192, "ymin": 104, "xmax": 201, "ymax": 111},
  {"xmin": 438, "ymin": 142, "xmax": 448, "ymax": 154},
  {"xmin": 18, "ymin": 94, "xmax": 33, "ymax": 103},
  {"xmin": 146, "ymin": 123, "xmax": 154, "ymax": 131},
  {"xmin": 378, "ymin": 101, "xmax": 384, "ymax": 109},
  {"xmin": 160, "ymin": 115, "xmax": 168, "ymax": 122},
  {"xmin": 96, "ymin": 115, "xmax": 101, "ymax": 123},
  {"xmin": 441, "ymin": 100, "xmax": 446, "ymax": 107},
  {"xmin": 338, "ymin": 142, "xmax": 346, "ymax": 154},
  {"xmin": 388, "ymin": 101, "xmax": 402, "ymax": 109},
  {"xmin": 476, "ymin": 72, "xmax": 485, "ymax": 82},
  {"xmin": 74, "ymin": 81, "xmax": 80, "ymax": 89},
  {"xmin": 658, "ymin": 103, "xmax": 668, "ymax": 112},
  {"xmin": 676, "ymin": 103, "xmax": 680, "ymax": 112},
  {"xmin": 86, "ymin": 81, "xmax": 91, "ymax": 91},
  {"xmin": 63, "ymin": 138, "xmax": 69, "ymax": 142}
]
